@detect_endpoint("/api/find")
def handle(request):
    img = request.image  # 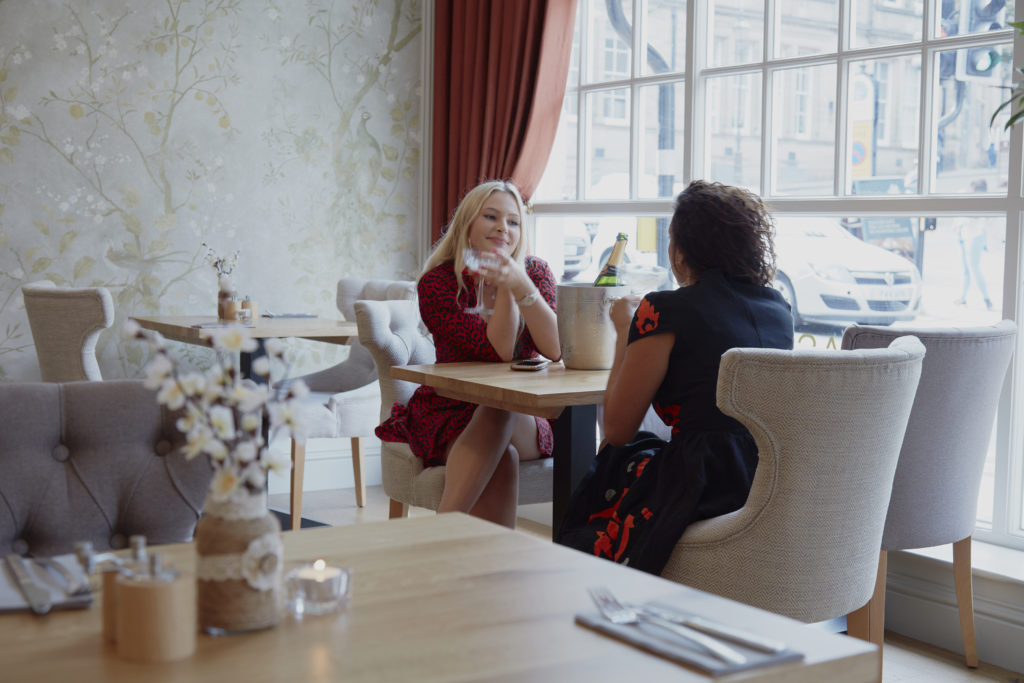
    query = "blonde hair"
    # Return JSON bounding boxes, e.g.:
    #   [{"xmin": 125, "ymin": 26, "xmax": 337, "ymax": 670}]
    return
[{"xmin": 422, "ymin": 180, "xmax": 530, "ymax": 294}]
